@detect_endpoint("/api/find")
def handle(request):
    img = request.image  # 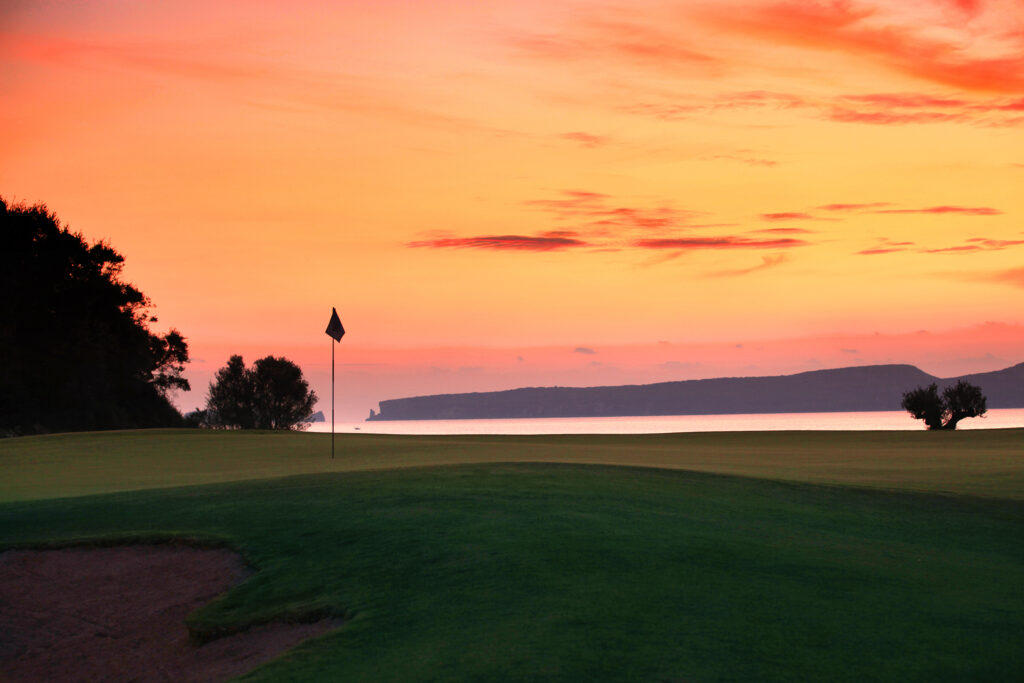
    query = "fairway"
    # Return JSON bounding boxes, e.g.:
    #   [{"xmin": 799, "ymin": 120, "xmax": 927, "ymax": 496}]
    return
[
  {"xmin": 2, "ymin": 429, "xmax": 1023, "ymax": 681},
  {"xmin": 3, "ymin": 428, "xmax": 1024, "ymax": 502}
]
